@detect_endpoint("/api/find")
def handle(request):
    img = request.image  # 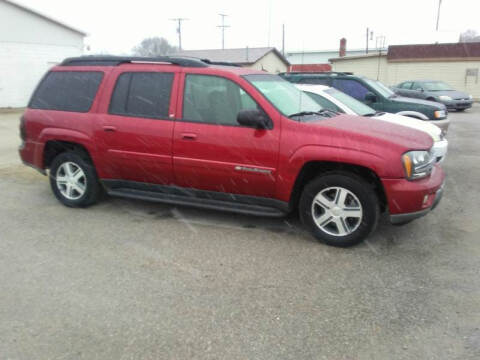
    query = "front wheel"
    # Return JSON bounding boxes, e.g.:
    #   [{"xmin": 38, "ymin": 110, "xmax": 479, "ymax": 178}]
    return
[{"xmin": 299, "ymin": 173, "xmax": 380, "ymax": 247}]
